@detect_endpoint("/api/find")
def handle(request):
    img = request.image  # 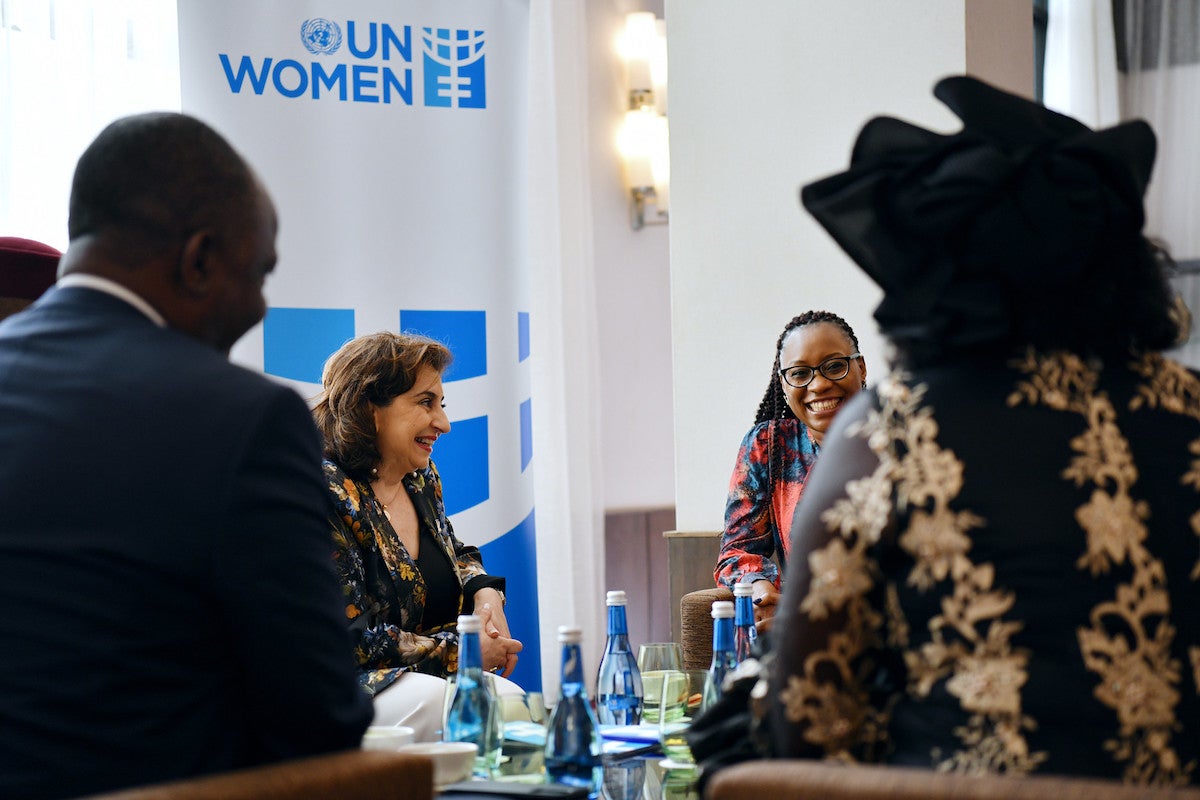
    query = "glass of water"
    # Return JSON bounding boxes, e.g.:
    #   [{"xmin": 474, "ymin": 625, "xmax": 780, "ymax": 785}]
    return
[{"xmin": 636, "ymin": 643, "xmax": 684, "ymax": 724}]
